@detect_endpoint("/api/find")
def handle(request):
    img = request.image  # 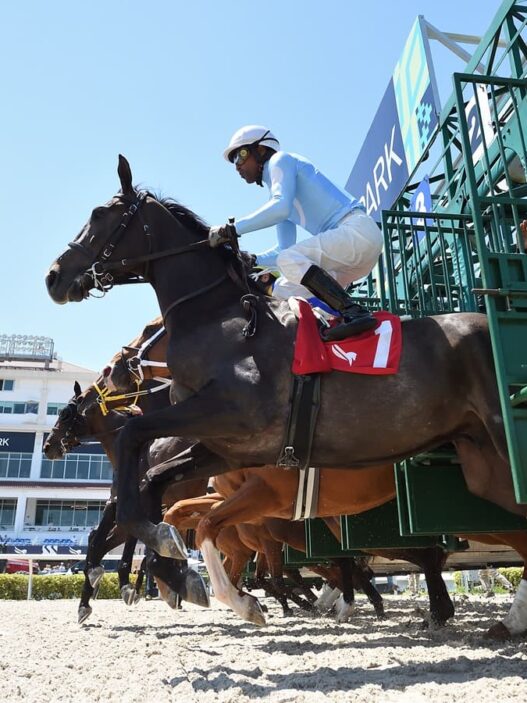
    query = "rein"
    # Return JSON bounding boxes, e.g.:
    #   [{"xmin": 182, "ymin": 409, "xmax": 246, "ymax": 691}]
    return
[{"xmin": 73, "ymin": 191, "xmax": 259, "ymax": 335}]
